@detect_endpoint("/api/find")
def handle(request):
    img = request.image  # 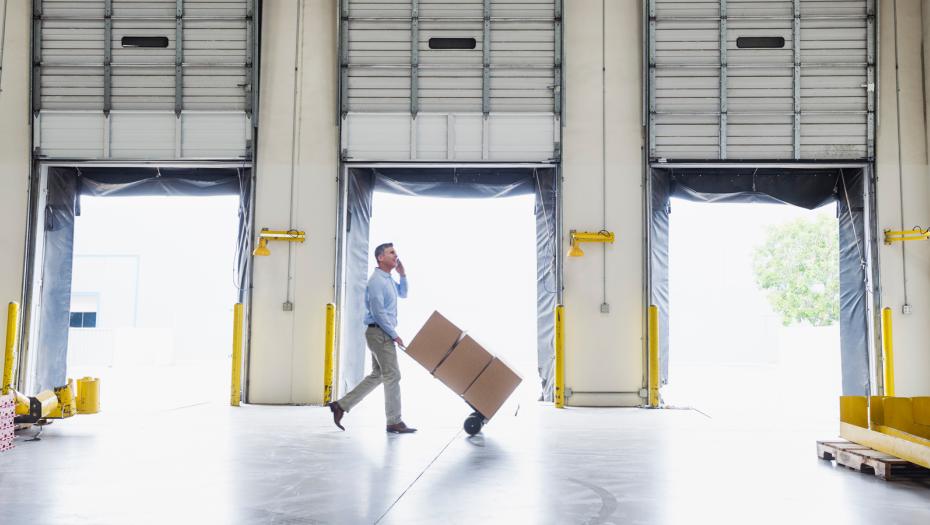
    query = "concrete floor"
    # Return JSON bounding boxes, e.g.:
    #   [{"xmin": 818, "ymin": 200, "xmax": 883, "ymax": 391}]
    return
[{"xmin": 1, "ymin": 395, "xmax": 928, "ymax": 525}]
